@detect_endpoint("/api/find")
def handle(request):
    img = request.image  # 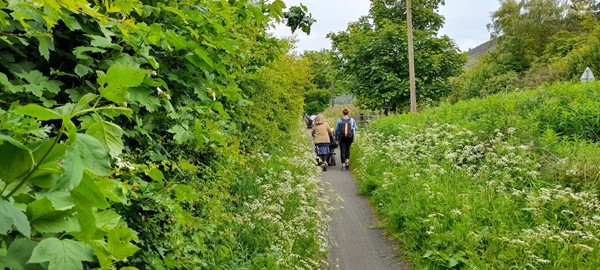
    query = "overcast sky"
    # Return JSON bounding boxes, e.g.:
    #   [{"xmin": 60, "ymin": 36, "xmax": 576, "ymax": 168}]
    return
[{"xmin": 271, "ymin": 0, "xmax": 501, "ymax": 52}]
